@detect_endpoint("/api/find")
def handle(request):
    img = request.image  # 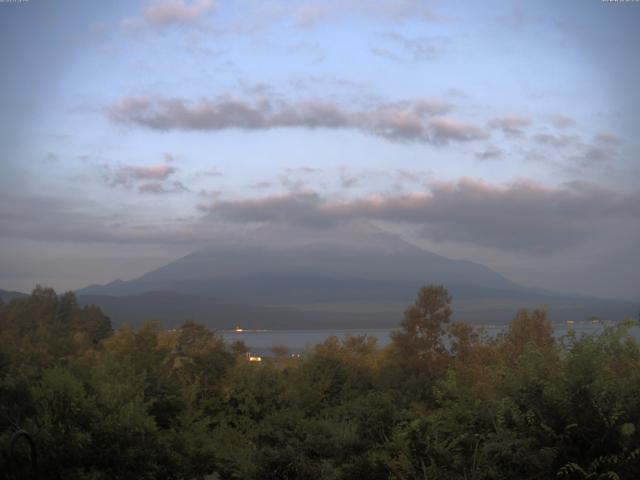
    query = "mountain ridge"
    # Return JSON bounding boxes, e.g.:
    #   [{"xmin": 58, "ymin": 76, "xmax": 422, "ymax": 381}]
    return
[
  {"xmin": 71, "ymin": 223, "xmax": 639, "ymax": 327},
  {"xmin": 77, "ymin": 223, "xmax": 515, "ymax": 300}
]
